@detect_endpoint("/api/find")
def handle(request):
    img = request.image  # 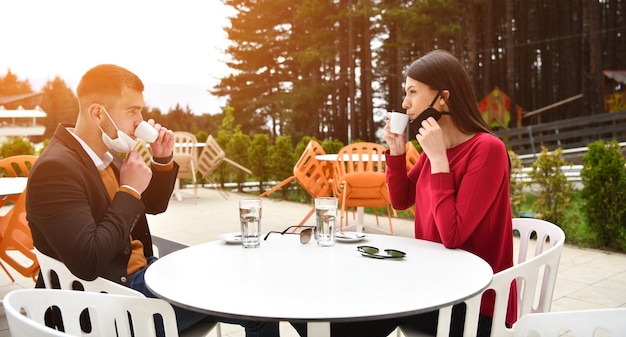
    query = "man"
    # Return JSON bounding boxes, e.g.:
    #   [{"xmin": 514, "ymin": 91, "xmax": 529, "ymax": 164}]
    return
[{"xmin": 26, "ymin": 64, "xmax": 279, "ymax": 336}]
